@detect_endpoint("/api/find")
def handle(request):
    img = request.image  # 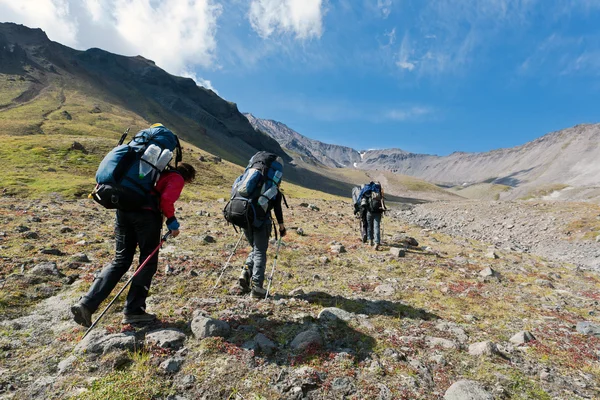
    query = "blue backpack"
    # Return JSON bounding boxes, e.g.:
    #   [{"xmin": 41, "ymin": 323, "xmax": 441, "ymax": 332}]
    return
[
  {"xmin": 92, "ymin": 124, "xmax": 182, "ymax": 211},
  {"xmin": 223, "ymin": 152, "xmax": 284, "ymax": 229},
  {"xmin": 357, "ymin": 182, "xmax": 383, "ymax": 212}
]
